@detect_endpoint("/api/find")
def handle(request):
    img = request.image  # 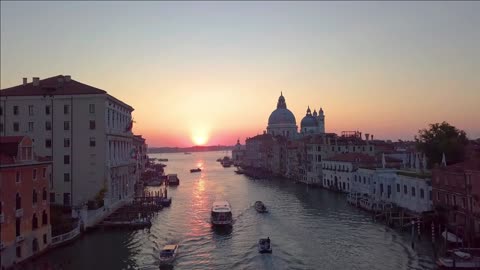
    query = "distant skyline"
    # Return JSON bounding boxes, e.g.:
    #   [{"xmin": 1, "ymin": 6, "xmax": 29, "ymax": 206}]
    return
[{"xmin": 1, "ymin": 1, "xmax": 479, "ymax": 147}]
